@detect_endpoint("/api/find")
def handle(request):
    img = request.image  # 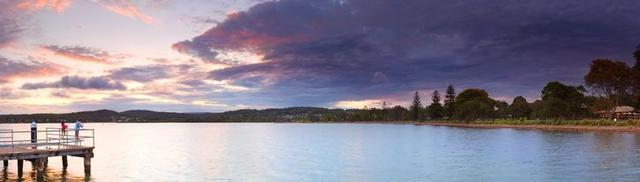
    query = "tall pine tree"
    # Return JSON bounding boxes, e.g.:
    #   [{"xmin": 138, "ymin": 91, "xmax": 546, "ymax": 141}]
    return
[
  {"xmin": 444, "ymin": 85, "xmax": 456, "ymax": 118},
  {"xmin": 409, "ymin": 91, "xmax": 422, "ymax": 121},
  {"xmin": 432, "ymin": 90, "xmax": 441, "ymax": 104},
  {"xmin": 428, "ymin": 90, "xmax": 444, "ymax": 119}
]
